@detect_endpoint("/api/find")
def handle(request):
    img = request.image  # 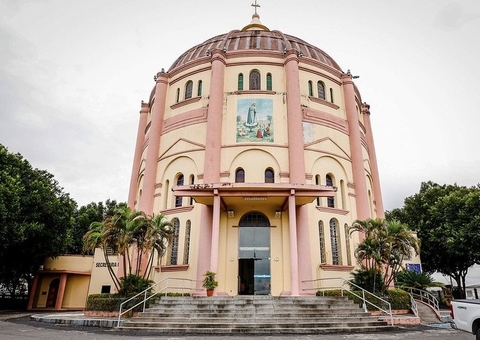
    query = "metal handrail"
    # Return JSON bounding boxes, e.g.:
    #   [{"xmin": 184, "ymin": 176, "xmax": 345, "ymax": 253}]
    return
[
  {"xmin": 116, "ymin": 277, "xmax": 202, "ymax": 327},
  {"xmin": 397, "ymin": 286, "xmax": 439, "ymax": 312},
  {"xmin": 302, "ymin": 277, "xmax": 394, "ymax": 326},
  {"xmin": 410, "ymin": 293, "xmax": 419, "ymax": 317}
]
